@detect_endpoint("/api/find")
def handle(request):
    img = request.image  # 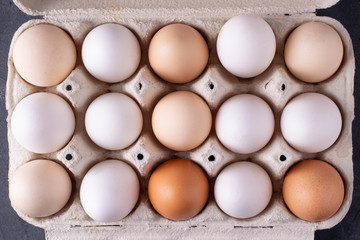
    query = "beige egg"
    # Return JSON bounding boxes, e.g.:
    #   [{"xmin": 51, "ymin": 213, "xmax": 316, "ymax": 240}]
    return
[
  {"xmin": 282, "ymin": 159, "xmax": 344, "ymax": 222},
  {"xmin": 284, "ymin": 22, "xmax": 343, "ymax": 83},
  {"xmin": 12, "ymin": 24, "xmax": 77, "ymax": 87},
  {"xmin": 148, "ymin": 23, "xmax": 209, "ymax": 84},
  {"xmin": 152, "ymin": 91, "xmax": 212, "ymax": 151},
  {"xmin": 9, "ymin": 160, "xmax": 72, "ymax": 218}
]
